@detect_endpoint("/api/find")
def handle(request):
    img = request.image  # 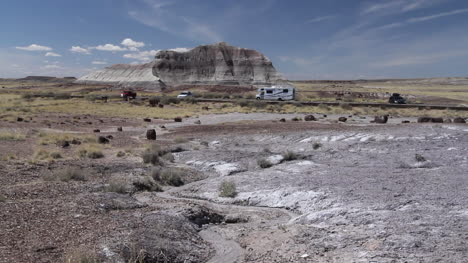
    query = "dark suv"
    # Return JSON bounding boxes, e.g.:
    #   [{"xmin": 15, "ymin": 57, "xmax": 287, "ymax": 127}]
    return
[
  {"xmin": 121, "ymin": 90, "xmax": 137, "ymax": 100},
  {"xmin": 388, "ymin": 93, "xmax": 406, "ymax": 104}
]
